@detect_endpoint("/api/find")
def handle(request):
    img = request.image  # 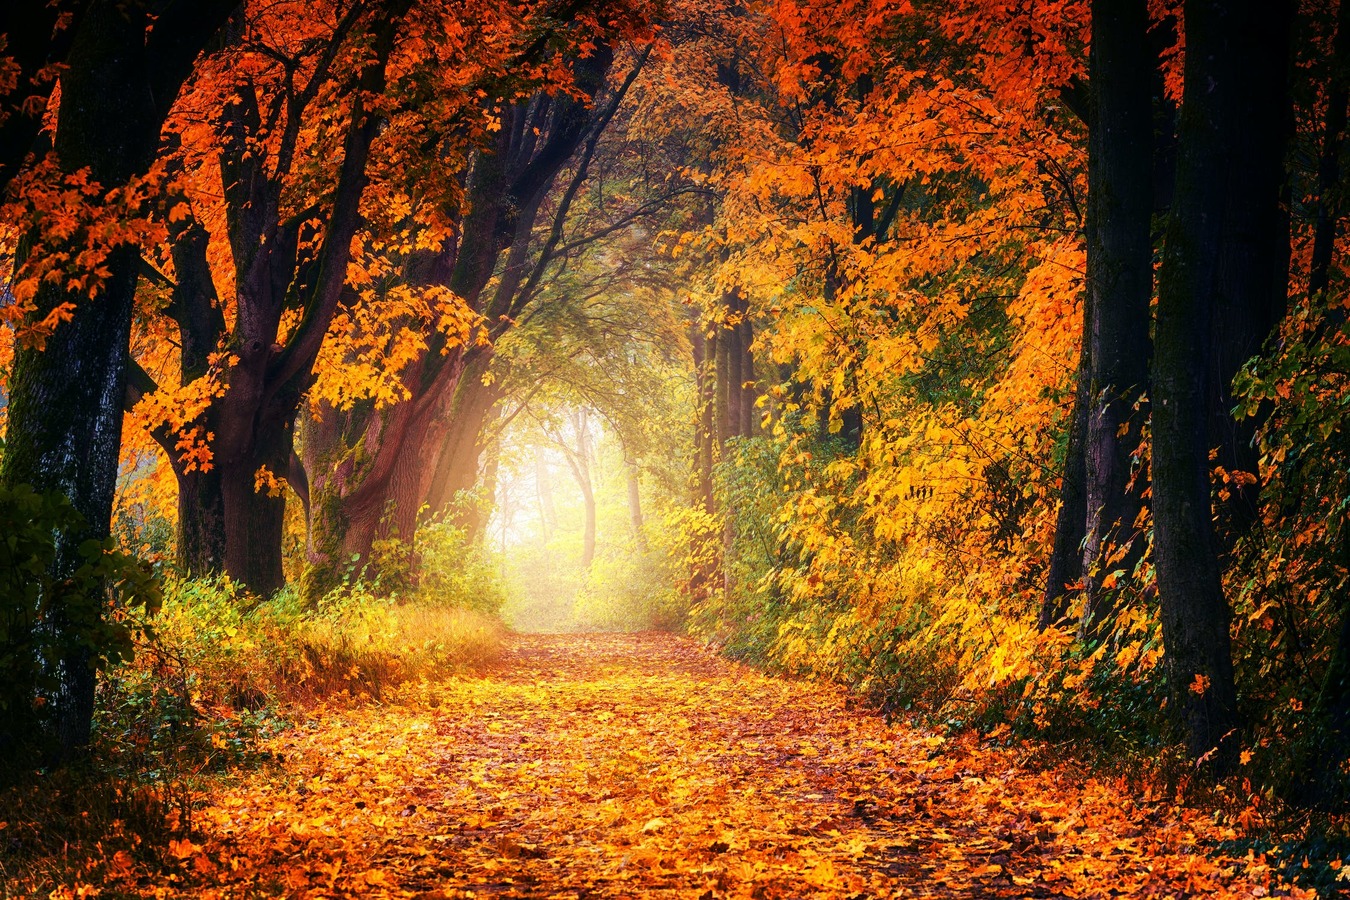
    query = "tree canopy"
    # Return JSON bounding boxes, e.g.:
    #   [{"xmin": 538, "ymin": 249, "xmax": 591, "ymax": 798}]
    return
[{"xmin": 4, "ymin": 0, "xmax": 1350, "ymax": 892}]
